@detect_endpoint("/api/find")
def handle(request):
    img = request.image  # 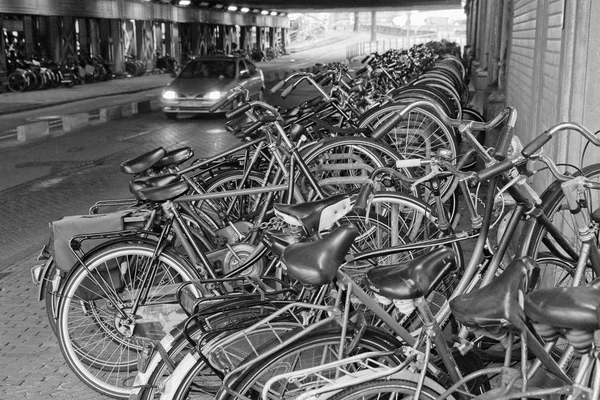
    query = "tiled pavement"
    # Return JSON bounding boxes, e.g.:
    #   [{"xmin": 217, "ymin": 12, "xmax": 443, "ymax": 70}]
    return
[{"xmin": 0, "ymin": 91, "xmax": 242, "ymax": 399}]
